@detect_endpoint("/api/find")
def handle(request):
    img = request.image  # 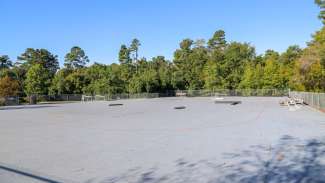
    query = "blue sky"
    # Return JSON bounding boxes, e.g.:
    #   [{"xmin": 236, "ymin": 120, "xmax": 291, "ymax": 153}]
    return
[{"xmin": 0, "ymin": 0, "xmax": 322, "ymax": 66}]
